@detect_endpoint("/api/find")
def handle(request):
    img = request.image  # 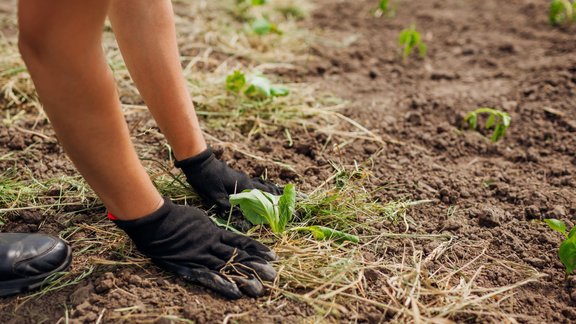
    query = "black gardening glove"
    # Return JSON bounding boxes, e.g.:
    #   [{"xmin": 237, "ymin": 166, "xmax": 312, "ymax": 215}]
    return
[
  {"xmin": 112, "ymin": 198, "xmax": 277, "ymax": 299},
  {"xmin": 175, "ymin": 147, "xmax": 282, "ymax": 215}
]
